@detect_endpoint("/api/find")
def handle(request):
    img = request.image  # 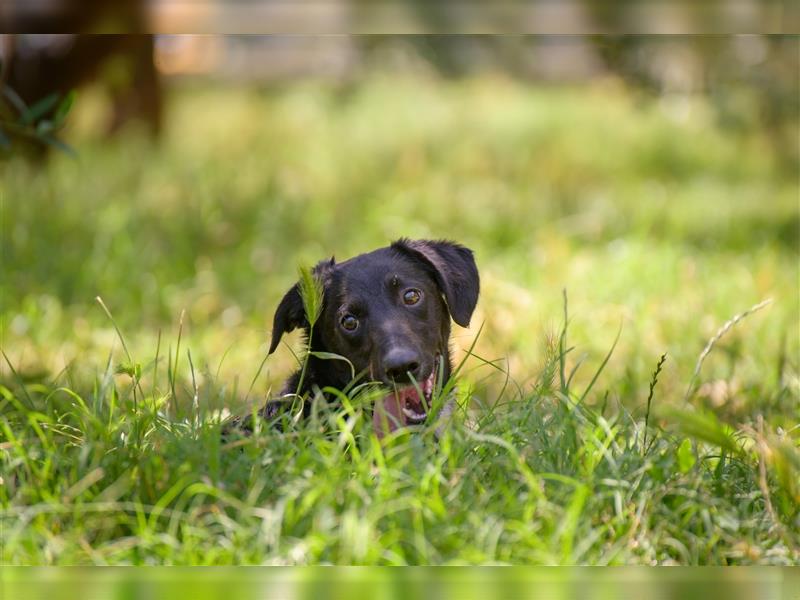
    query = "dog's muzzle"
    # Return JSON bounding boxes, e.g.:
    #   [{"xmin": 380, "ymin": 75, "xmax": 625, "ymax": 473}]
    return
[{"xmin": 372, "ymin": 355, "xmax": 452, "ymax": 438}]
